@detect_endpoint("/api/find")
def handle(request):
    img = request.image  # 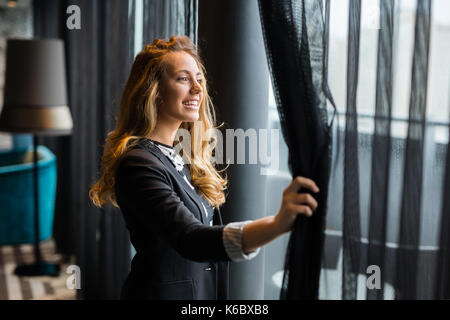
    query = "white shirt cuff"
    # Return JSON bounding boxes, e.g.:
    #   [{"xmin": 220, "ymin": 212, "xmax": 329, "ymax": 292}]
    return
[{"xmin": 222, "ymin": 221, "xmax": 261, "ymax": 262}]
